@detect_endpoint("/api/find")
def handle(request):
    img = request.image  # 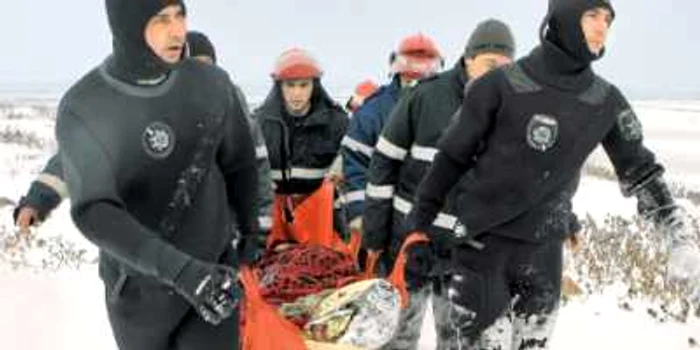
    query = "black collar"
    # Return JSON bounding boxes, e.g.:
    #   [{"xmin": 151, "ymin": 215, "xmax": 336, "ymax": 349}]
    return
[
  {"xmin": 257, "ymin": 83, "xmax": 342, "ymax": 127},
  {"xmin": 521, "ymin": 41, "xmax": 595, "ymax": 92},
  {"xmin": 453, "ymin": 59, "xmax": 469, "ymax": 95}
]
